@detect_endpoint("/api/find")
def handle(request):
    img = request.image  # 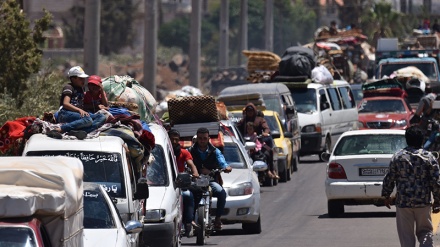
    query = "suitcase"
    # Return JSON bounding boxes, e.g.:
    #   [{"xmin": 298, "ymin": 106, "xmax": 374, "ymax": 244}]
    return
[{"xmin": 168, "ymin": 95, "xmax": 219, "ymax": 124}]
